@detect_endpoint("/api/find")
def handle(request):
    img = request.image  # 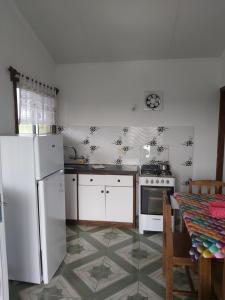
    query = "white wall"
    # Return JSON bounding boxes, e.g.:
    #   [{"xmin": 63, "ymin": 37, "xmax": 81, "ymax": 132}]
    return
[
  {"xmin": 220, "ymin": 49, "xmax": 225, "ymax": 86},
  {"xmin": 0, "ymin": 0, "xmax": 55, "ymax": 135},
  {"xmin": 56, "ymin": 58, "xmax": 220, "ymax": 179}
]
